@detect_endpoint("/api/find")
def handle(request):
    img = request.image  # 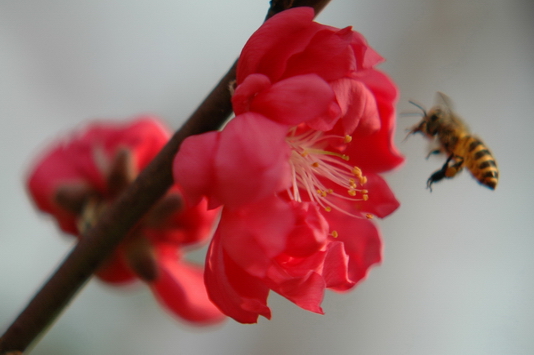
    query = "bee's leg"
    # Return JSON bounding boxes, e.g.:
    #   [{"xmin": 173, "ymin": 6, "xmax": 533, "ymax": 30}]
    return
[
  {"xmin": 427, "ymin": 154, "xmax": 461, "ymax": 191},
  {"xmin": 425, "ymin": 149, "xmax": 441, "ymax": 159},
  {"xmin": 444, "ymin": 156, "xmax": 464, "ymax": 178},
  {"xmin": 427, "ymin": 170, "xmax": 444, "ymax": 192}
]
